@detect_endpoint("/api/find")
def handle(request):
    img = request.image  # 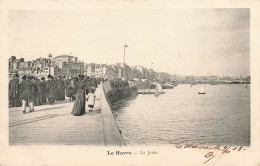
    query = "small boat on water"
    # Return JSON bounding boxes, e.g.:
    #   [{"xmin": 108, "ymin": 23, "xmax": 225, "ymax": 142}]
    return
[
  {"xmin": 162, "ymin": 82, "xmax": 174, "ymax": 89},
  {"xmin": 154, "ymin": 83, "xmax": 162, "ymax": 96},
  {"xmin": 210, "ymin": 81, "xmax": 218, "ymax": 85},
  {"xmin": 191, "ymin": 82, "xmax": 197, "ymax": 85},
  {"xmin": 198, "ymin": 85, "xmax": 205, "ymax": 94}
]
